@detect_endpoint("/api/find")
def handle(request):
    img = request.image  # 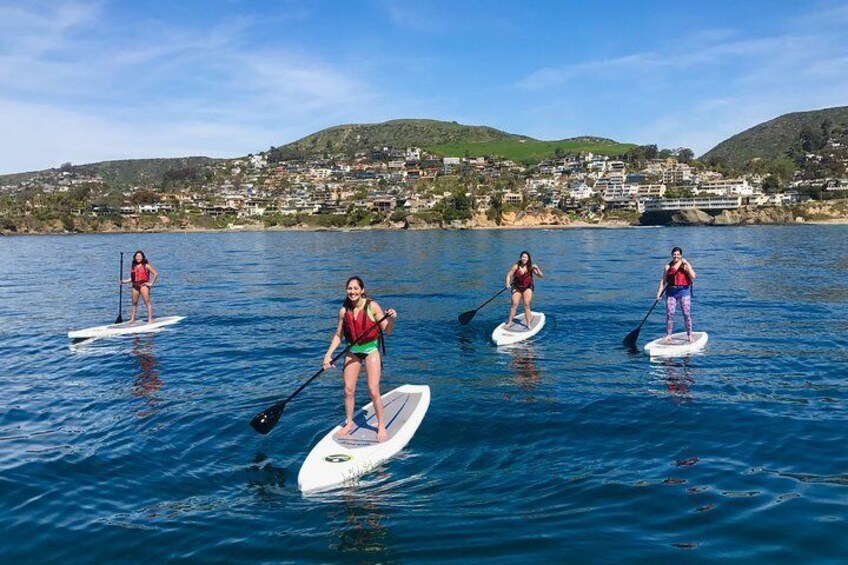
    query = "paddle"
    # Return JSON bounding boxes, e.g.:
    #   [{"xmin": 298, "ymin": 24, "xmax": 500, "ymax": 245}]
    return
[
  {"xmin": 250, "ymin": 312, "xmax": 391, "ymax": 435},
  {"xmin": 115, "ymin": 252, "xmax": 124, "ymax": 324},
  {"xmin": 458, "ymin": 287, "xmax": 509, "ymax": 325},
  {"xmin": 623, "ymin": 290, "xmax": 666, "ymax": 348}
]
